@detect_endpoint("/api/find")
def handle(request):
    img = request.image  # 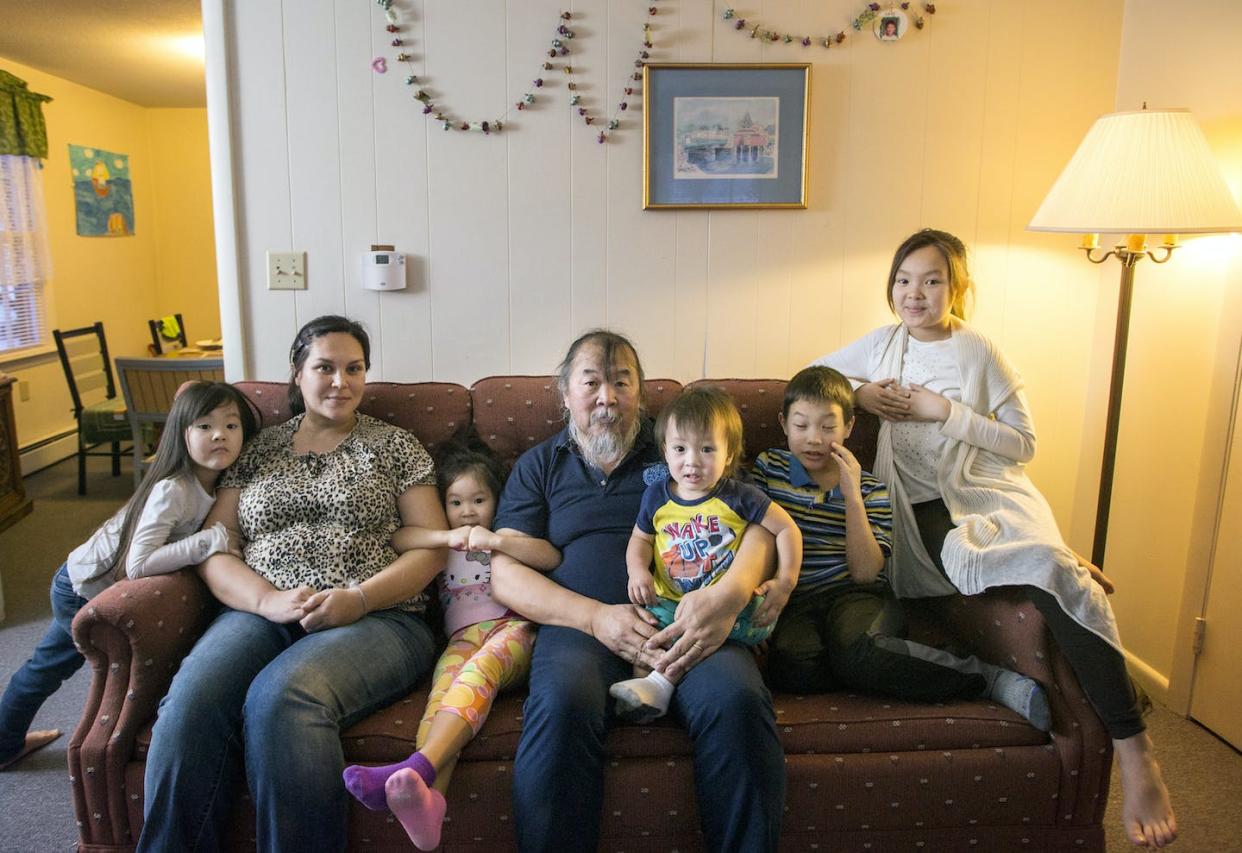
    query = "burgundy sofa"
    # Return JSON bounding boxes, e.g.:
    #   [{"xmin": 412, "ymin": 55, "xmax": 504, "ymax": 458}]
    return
[{"xmin": 68, "ymin": 376, "xmax": 1111, "ymax": 852}]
